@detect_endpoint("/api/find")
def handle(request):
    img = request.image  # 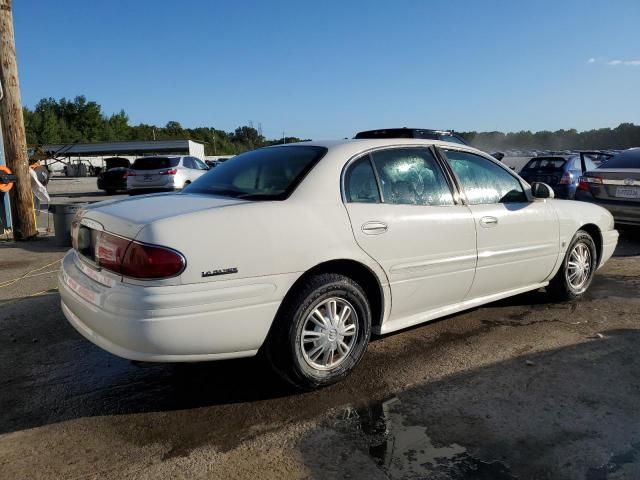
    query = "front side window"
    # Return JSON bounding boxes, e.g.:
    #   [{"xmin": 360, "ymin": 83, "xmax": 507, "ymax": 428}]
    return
[
  {"xmin": 370, "ymin": 148, "xmax": 454, "ymax": 206},
  {"xmin": 184, "ymin": 146, "xmax": 327, "ymax": 200},
  {"xmin": 443, "ymin": 149, "xmax": 527, "ymax": 204},
  {"xmin": 344, "ymin": 156, "xmax": 380, "ymax": 203}
]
